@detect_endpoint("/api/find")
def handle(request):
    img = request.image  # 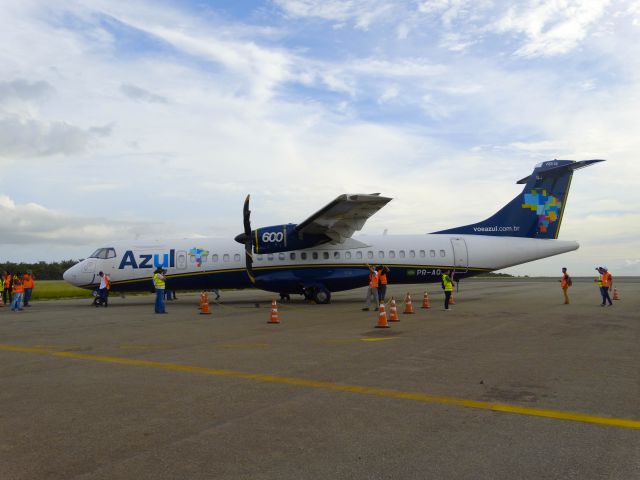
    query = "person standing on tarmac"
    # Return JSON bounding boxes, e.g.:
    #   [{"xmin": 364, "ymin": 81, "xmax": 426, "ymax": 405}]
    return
[
  {"xmin": 94, "ymin": 271, "xmax": 109, "ymax": 307},
  {"xmin": 558, "ymin": 267, "xmax": 572, "ymax": 305},
  {"xmin": 594, "ymin": 267, "xmax": 604, "ymax": 304},
  {"xmin": 10, "ymin": 273, "xmax": 24, "ymax": 311},
  {"xmin": 22, "ymin": 270, "xmax": 35, "ymax": 307},
  {"xmin": 376, "ymin": 265, "xmax": 390, "ymax": 304},
  {"xmin": 441, "ymin": 269, "xmax": 455, "ymax": 310},
  {"xmin": 362, "ymin": 265, "xmax": 379, "ymax": 311},
  {"xmin": 153, "ymin": 267, "xmax": 167, "ymax": 314},
  {"xmin": 599, "ymin": 266, "xmax": 613, "ymax": 306},
  {"xmin": 2, "ymin": 271, "xmax": 12, "ymax": 305},
  {"xmin": 559, "ymin": 267, "xmax": 571, "ymax": 304}
]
